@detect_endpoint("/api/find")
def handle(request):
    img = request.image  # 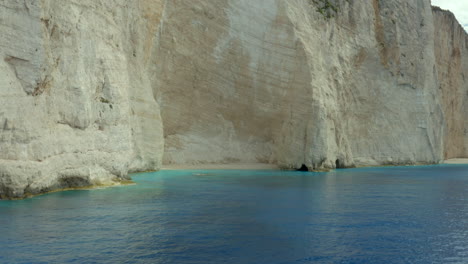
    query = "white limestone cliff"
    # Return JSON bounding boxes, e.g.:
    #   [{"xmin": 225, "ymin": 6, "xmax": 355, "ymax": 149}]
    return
[
  {"xmin": 432, "ymin": 6, "xmax": 468, "ymax": 159},
  {"xmin": 0, "ymin": 0, "xmax": 164, "ymax": 198},
  {"xmin": 158, "ymin": 0, "xmax": 446, "ymax": 169},
  {"xmin": 0, "ymin": 0, "xmax": 467, "ymax": 199}
]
